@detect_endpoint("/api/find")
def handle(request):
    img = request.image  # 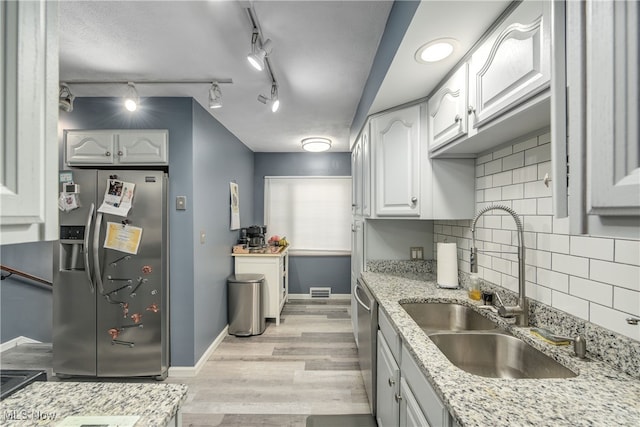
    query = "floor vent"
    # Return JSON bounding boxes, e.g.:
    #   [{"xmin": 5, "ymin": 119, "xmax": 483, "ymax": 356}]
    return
[{"xmin": 310, "ymin": 287, "xmax": 331, "ymax": 298}]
